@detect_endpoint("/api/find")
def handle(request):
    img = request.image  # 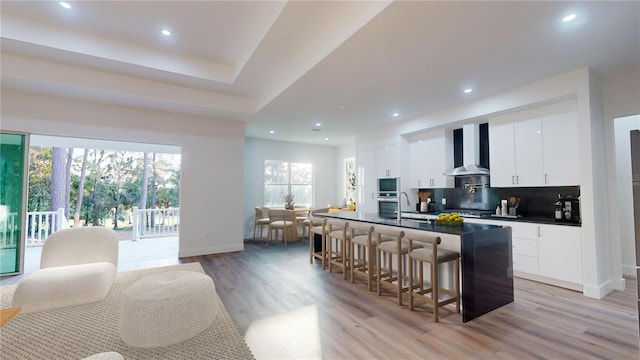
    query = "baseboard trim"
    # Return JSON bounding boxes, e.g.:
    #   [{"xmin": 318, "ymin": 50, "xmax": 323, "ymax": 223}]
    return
[
  {"xmin": 583, "ymin": 279, "xmax": 617, "ymax": 299},
  {"xmin": 178, "ymin": 243, "xmax": 244, "ymax": 257},
  {"xmin": 622, "ymin": 264, "xmax": 638, "ymax": 278}
]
